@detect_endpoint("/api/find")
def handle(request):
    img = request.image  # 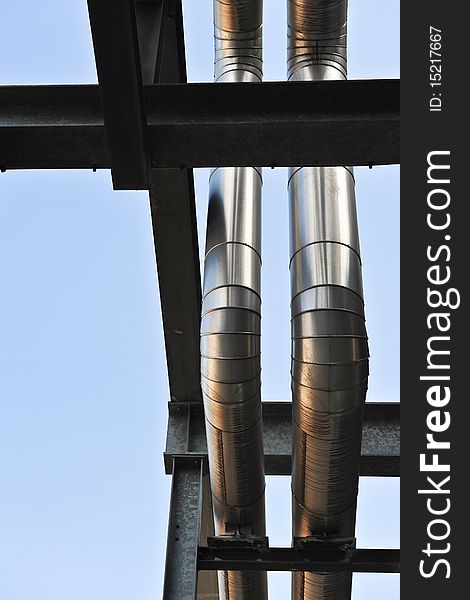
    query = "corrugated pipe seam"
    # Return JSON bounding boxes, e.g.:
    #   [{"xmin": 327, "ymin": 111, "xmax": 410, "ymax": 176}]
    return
[
  {"xmin": 288, "ymin": 2, "xmax": 369, "ymax": 599},
  {"xmin": 201, "ymin": 1, "xmax": 267, "ymax": 599}
]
